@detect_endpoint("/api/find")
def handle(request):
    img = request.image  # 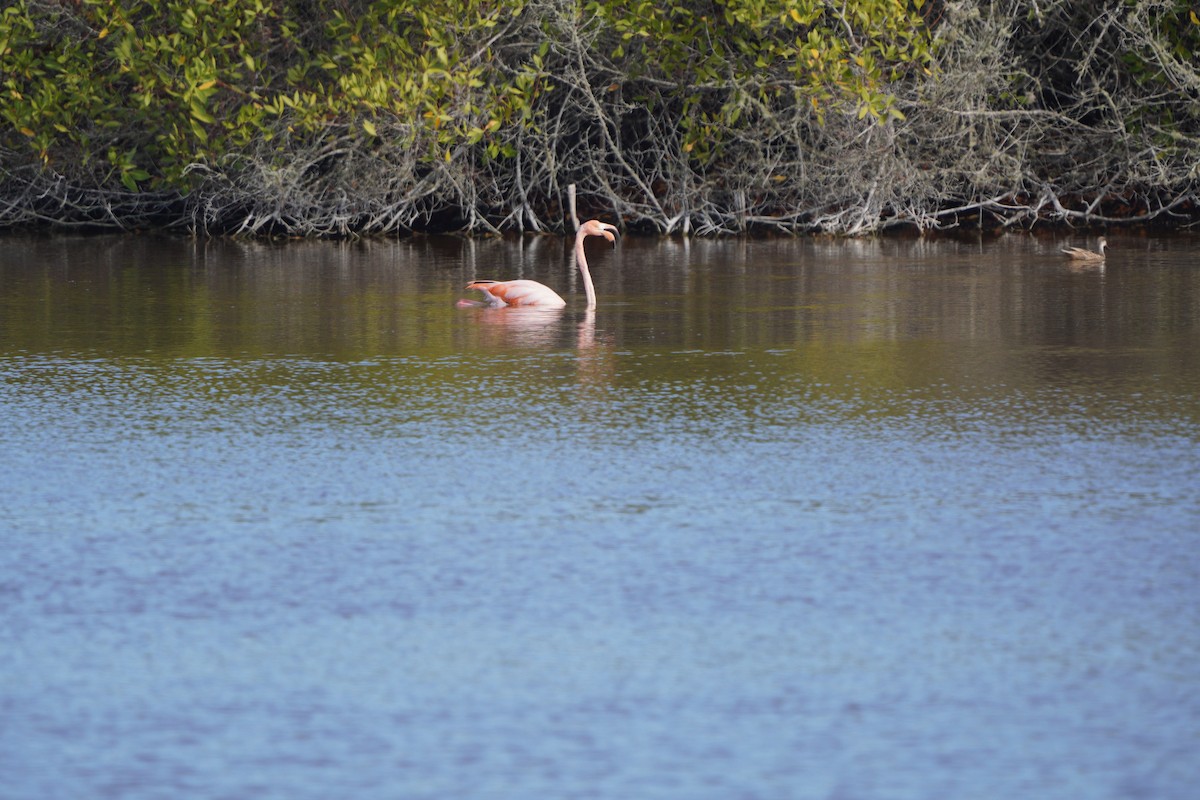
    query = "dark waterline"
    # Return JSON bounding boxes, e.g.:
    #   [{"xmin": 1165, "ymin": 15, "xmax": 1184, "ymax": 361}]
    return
[{"xmin": 1, "ymin": 231, "xmax": 1198, "ymax": 799}]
